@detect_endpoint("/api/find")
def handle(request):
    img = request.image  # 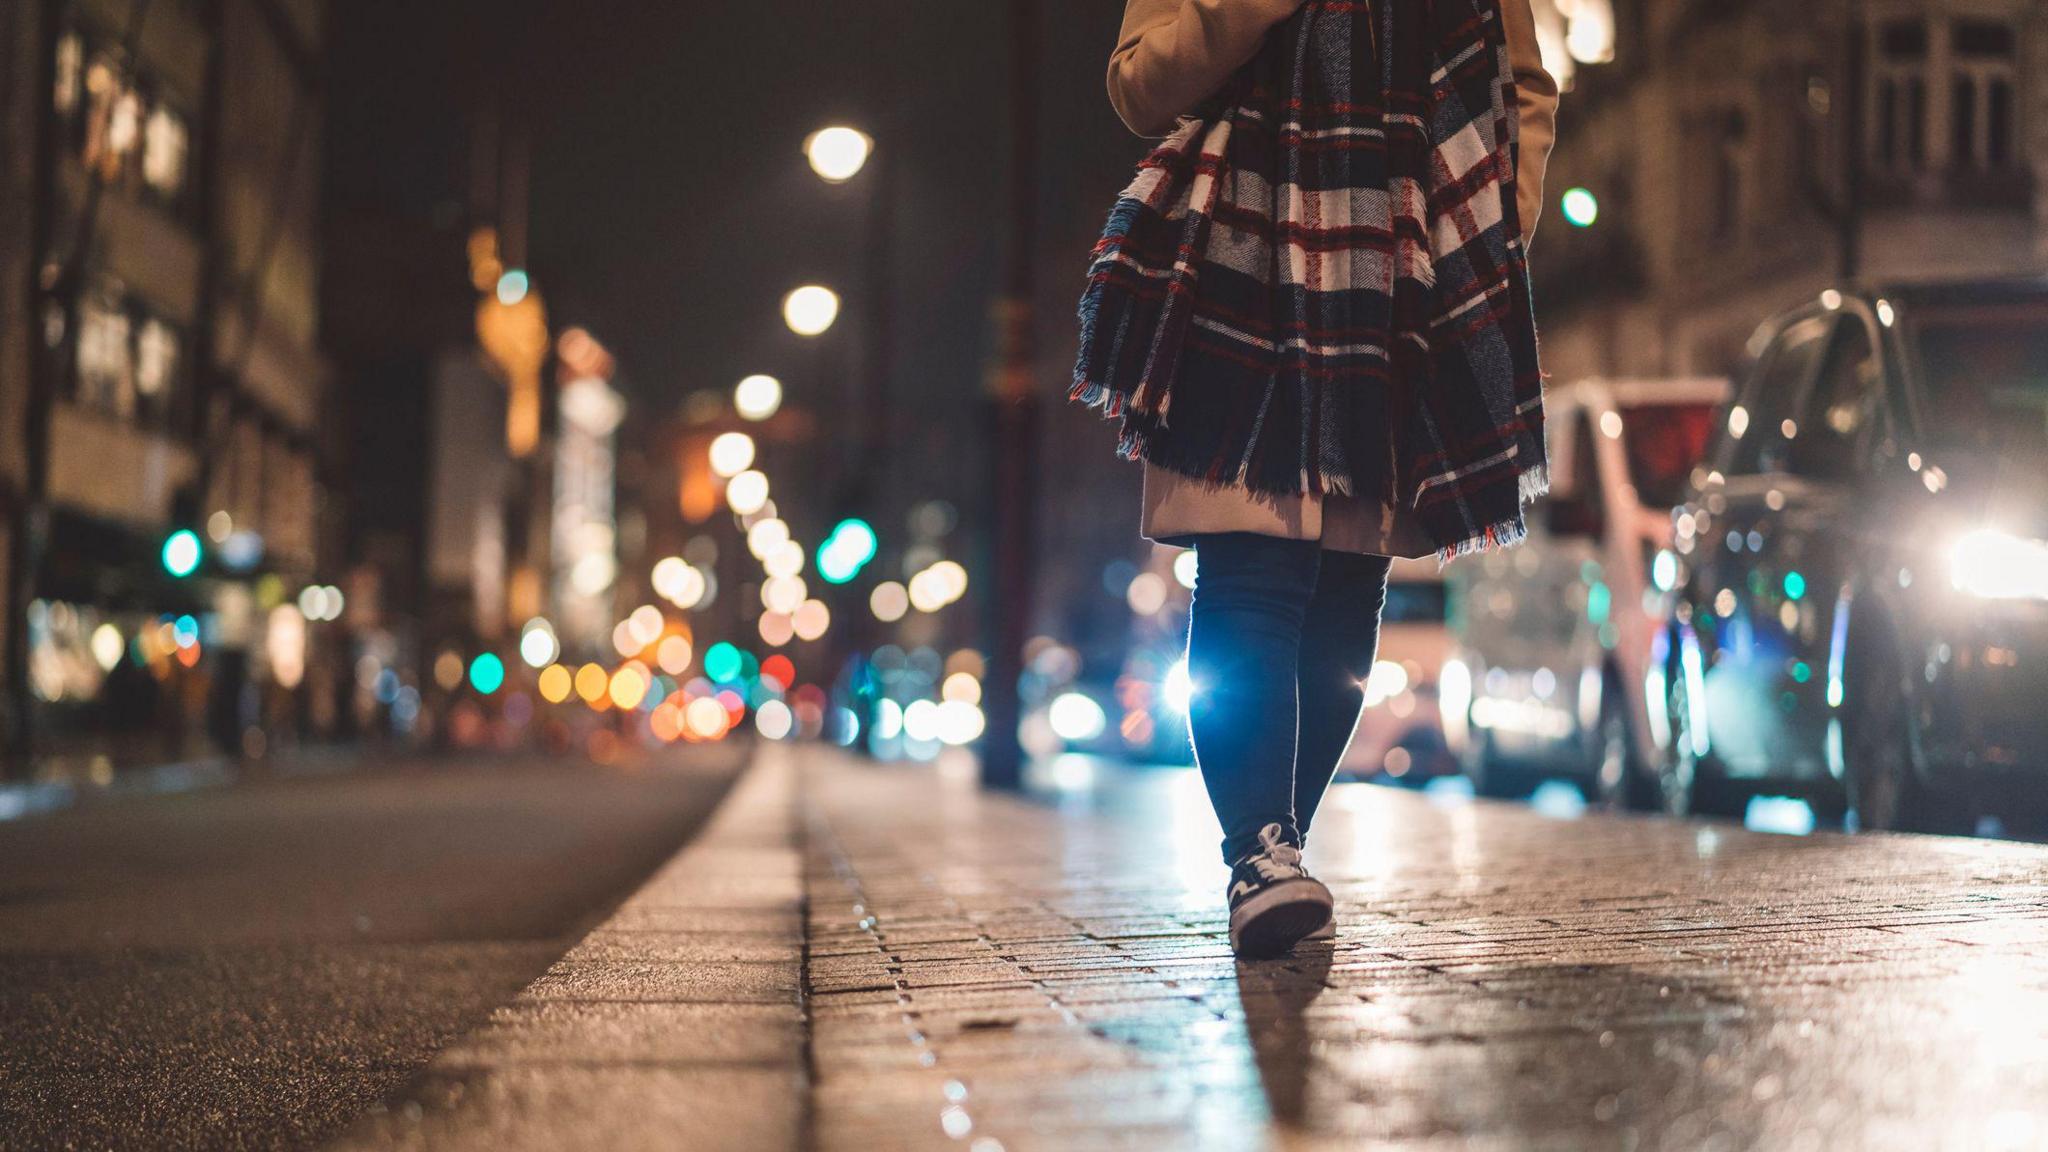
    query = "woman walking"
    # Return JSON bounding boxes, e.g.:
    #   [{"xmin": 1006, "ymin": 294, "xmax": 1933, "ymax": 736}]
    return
[{"xmin": 1076, "ymin": 0, "xmax": 1558, "ymax": 956}]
